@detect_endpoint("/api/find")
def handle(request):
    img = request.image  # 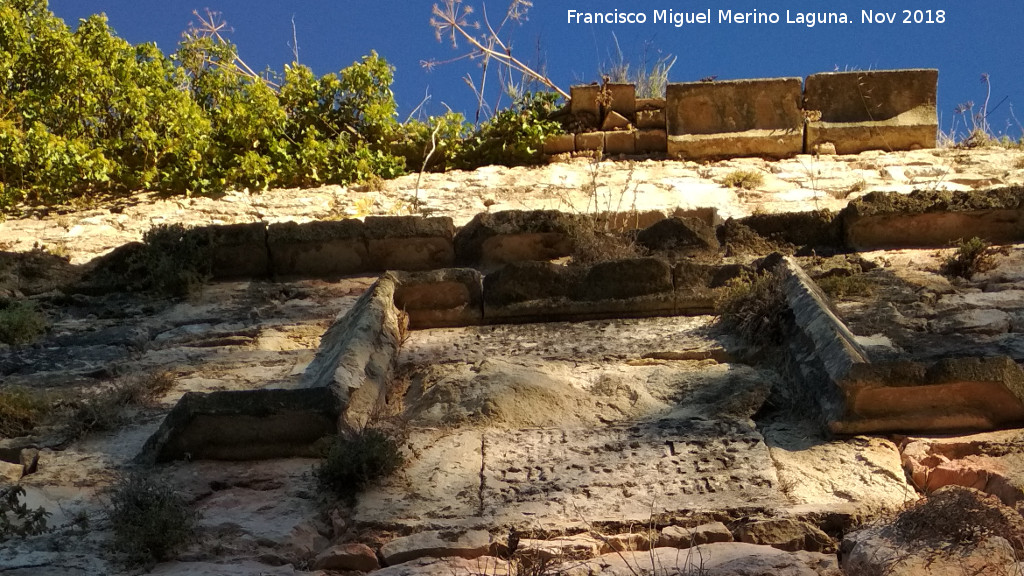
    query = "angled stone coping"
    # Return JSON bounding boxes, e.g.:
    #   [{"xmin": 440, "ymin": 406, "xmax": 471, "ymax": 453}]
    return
[
  {"xmin": 779, "ymin": 256, "xmax": 1024, "ymax": 435},
  {"xmin": 139, "ymin": 276, "xmax": 403, "ymax": 461},
  {"xmin": 804, "ymin": 69, "xmax": 937, "ymax": 154},
  {"xmin": 300, "ymin": 275, "xmax": 404, "ymax": 430},
  {"xmin": 779, "ymin": 256, "xmax": 868, "ymax": 429},
  {"xmin": 842, "ymin": 187, "xmax": 1024, "ymax": 249},
  {"xmin": 666, "ymin": 78, "xmax": 804, "ymax": 160}
]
